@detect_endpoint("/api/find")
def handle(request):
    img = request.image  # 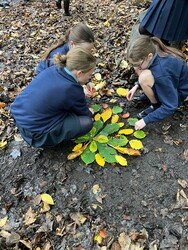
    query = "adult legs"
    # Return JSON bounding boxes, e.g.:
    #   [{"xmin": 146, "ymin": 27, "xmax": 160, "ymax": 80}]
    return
[{"xmin": 56, "ymin": 0, "xmax": 71, "ymax": 16}]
